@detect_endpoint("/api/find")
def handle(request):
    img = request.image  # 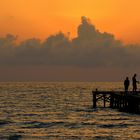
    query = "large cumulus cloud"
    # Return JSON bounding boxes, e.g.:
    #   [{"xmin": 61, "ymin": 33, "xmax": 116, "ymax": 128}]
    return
[{"xmin": 0, "ymin": 16, "xmax": 140, "ymax": 68}]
